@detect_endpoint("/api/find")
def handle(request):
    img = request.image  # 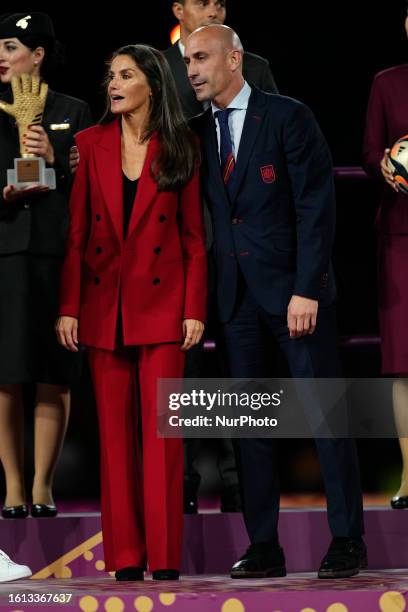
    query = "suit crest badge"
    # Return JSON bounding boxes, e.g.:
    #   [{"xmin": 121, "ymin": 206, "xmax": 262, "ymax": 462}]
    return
[{"xmin": 260, "ymin": 165, "xmax": 276, "ymax": 184}]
